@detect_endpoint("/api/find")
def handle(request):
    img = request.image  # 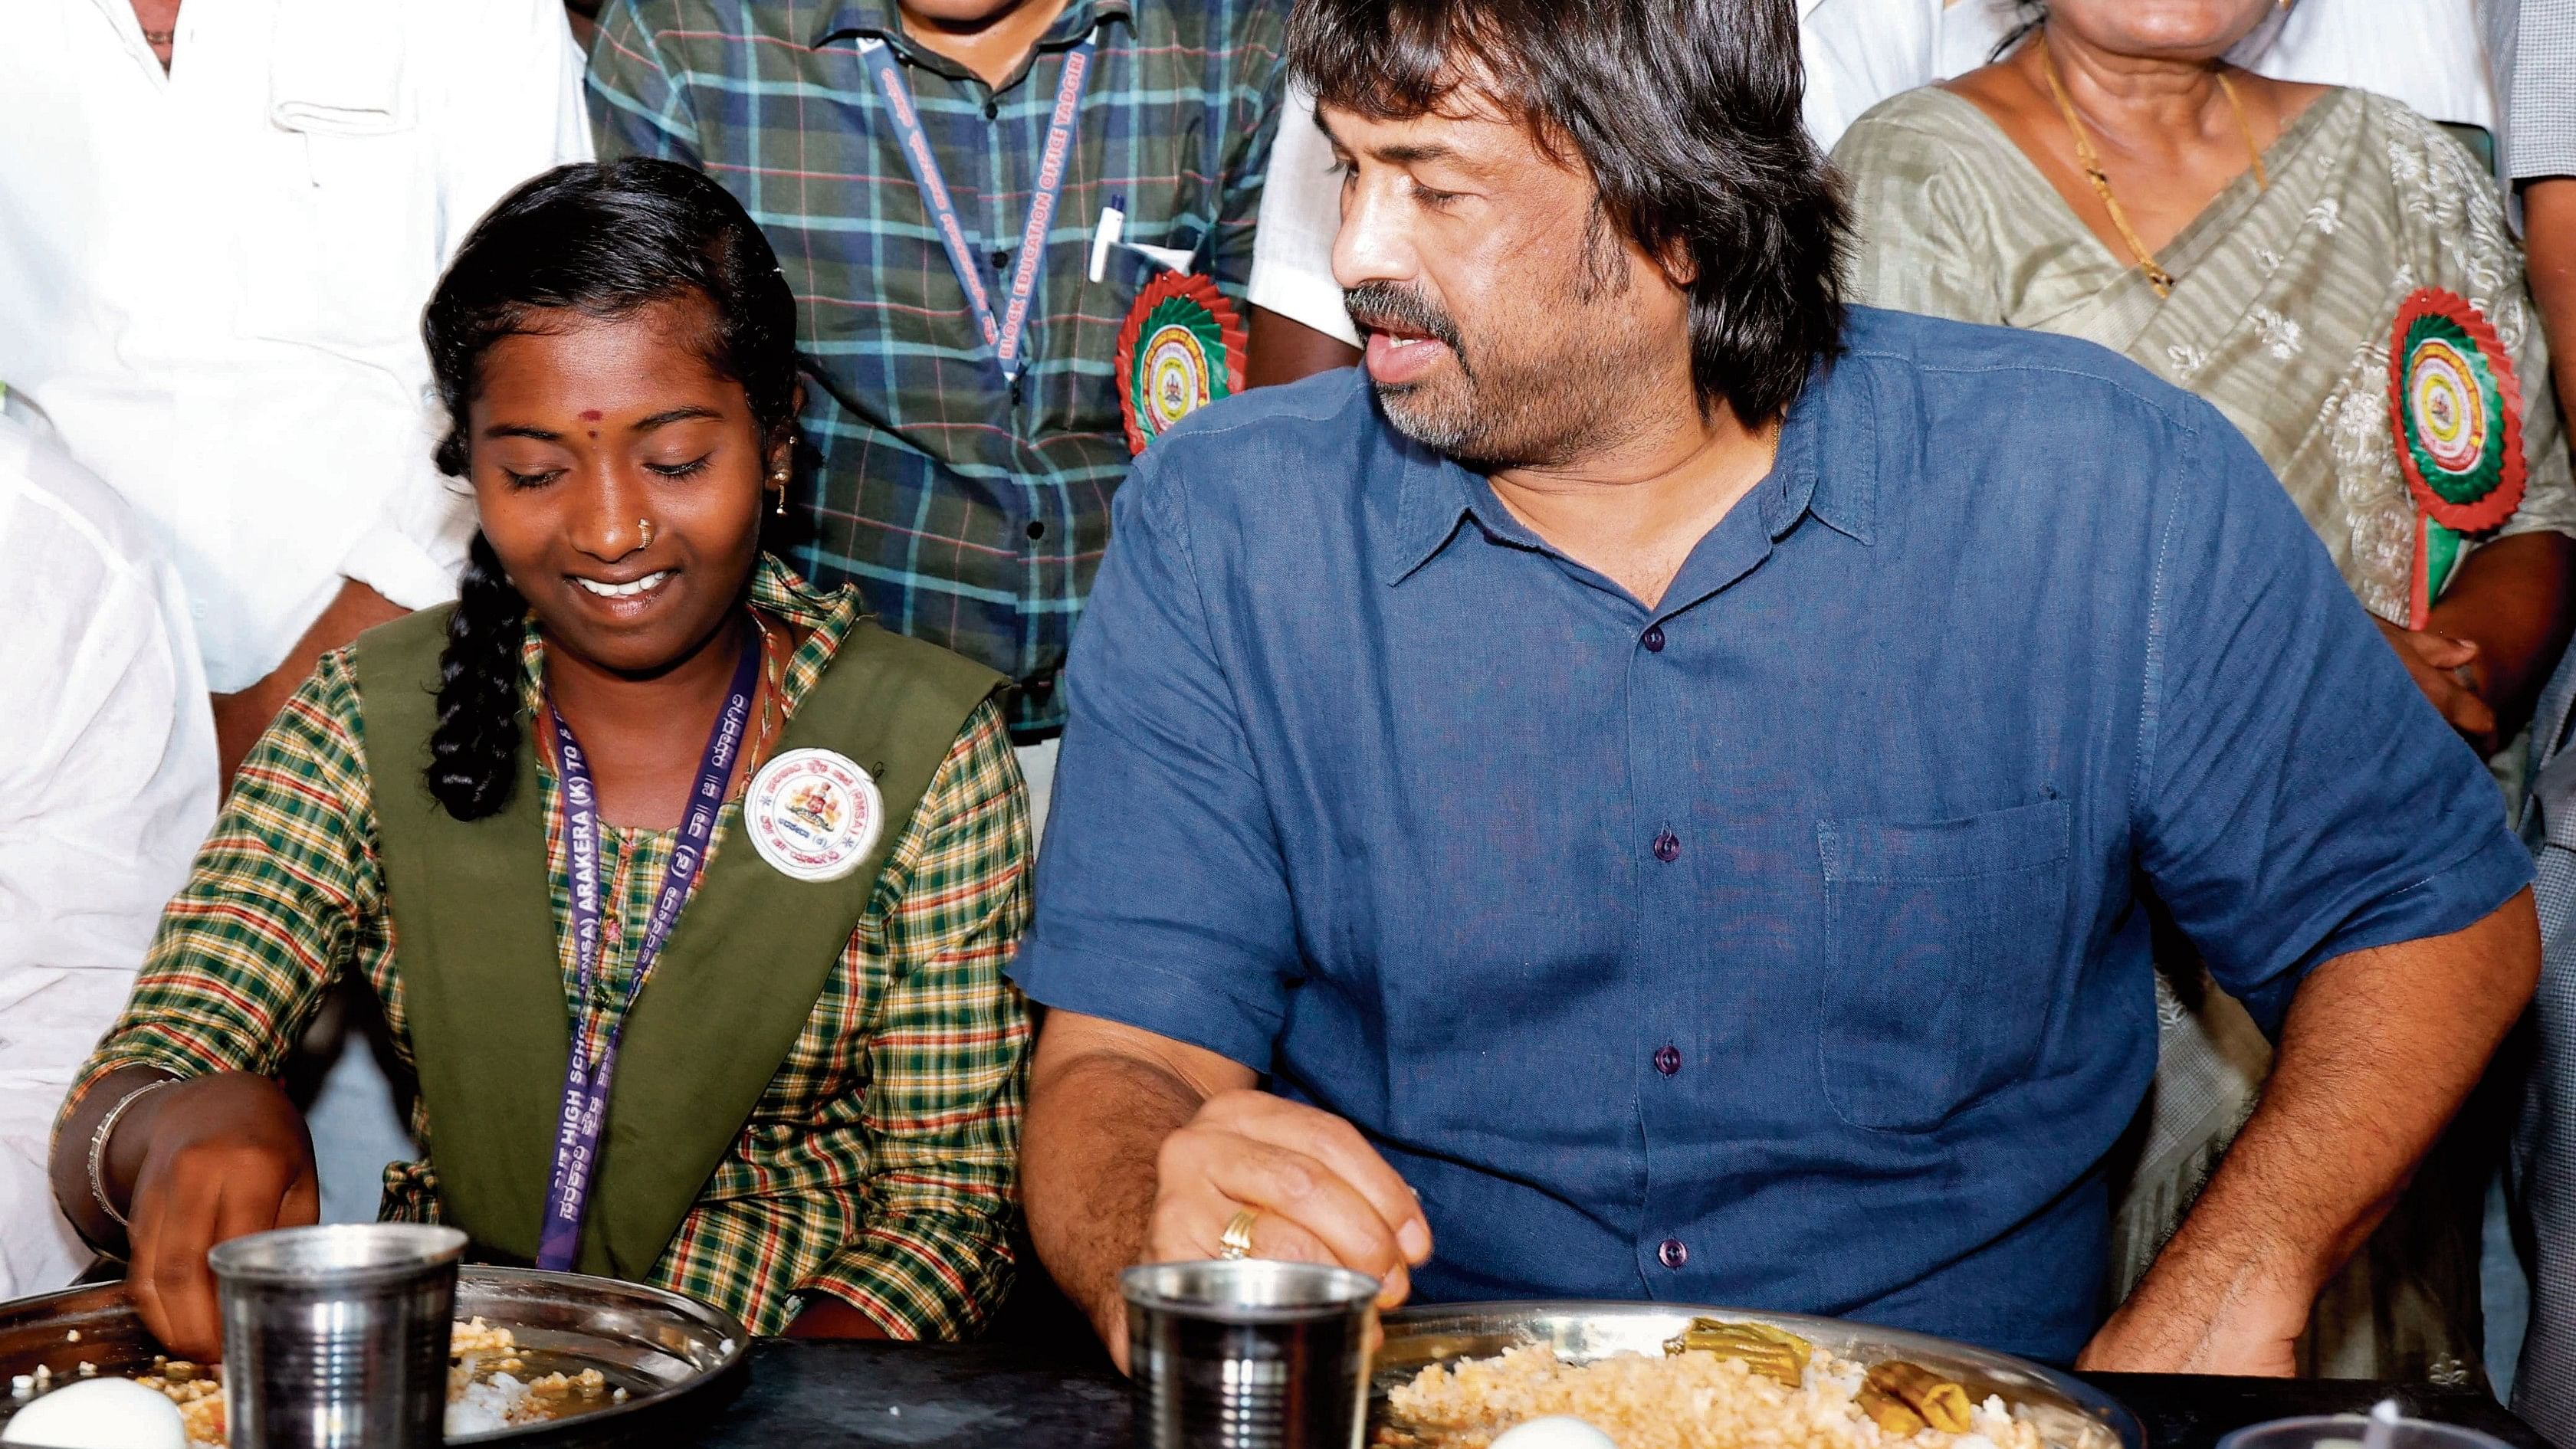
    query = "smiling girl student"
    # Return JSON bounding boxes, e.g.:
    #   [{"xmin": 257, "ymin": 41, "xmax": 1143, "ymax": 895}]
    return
[{"xmin": 48, "ymin": 159, "xmax": 1034, "ymax": 1356}]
